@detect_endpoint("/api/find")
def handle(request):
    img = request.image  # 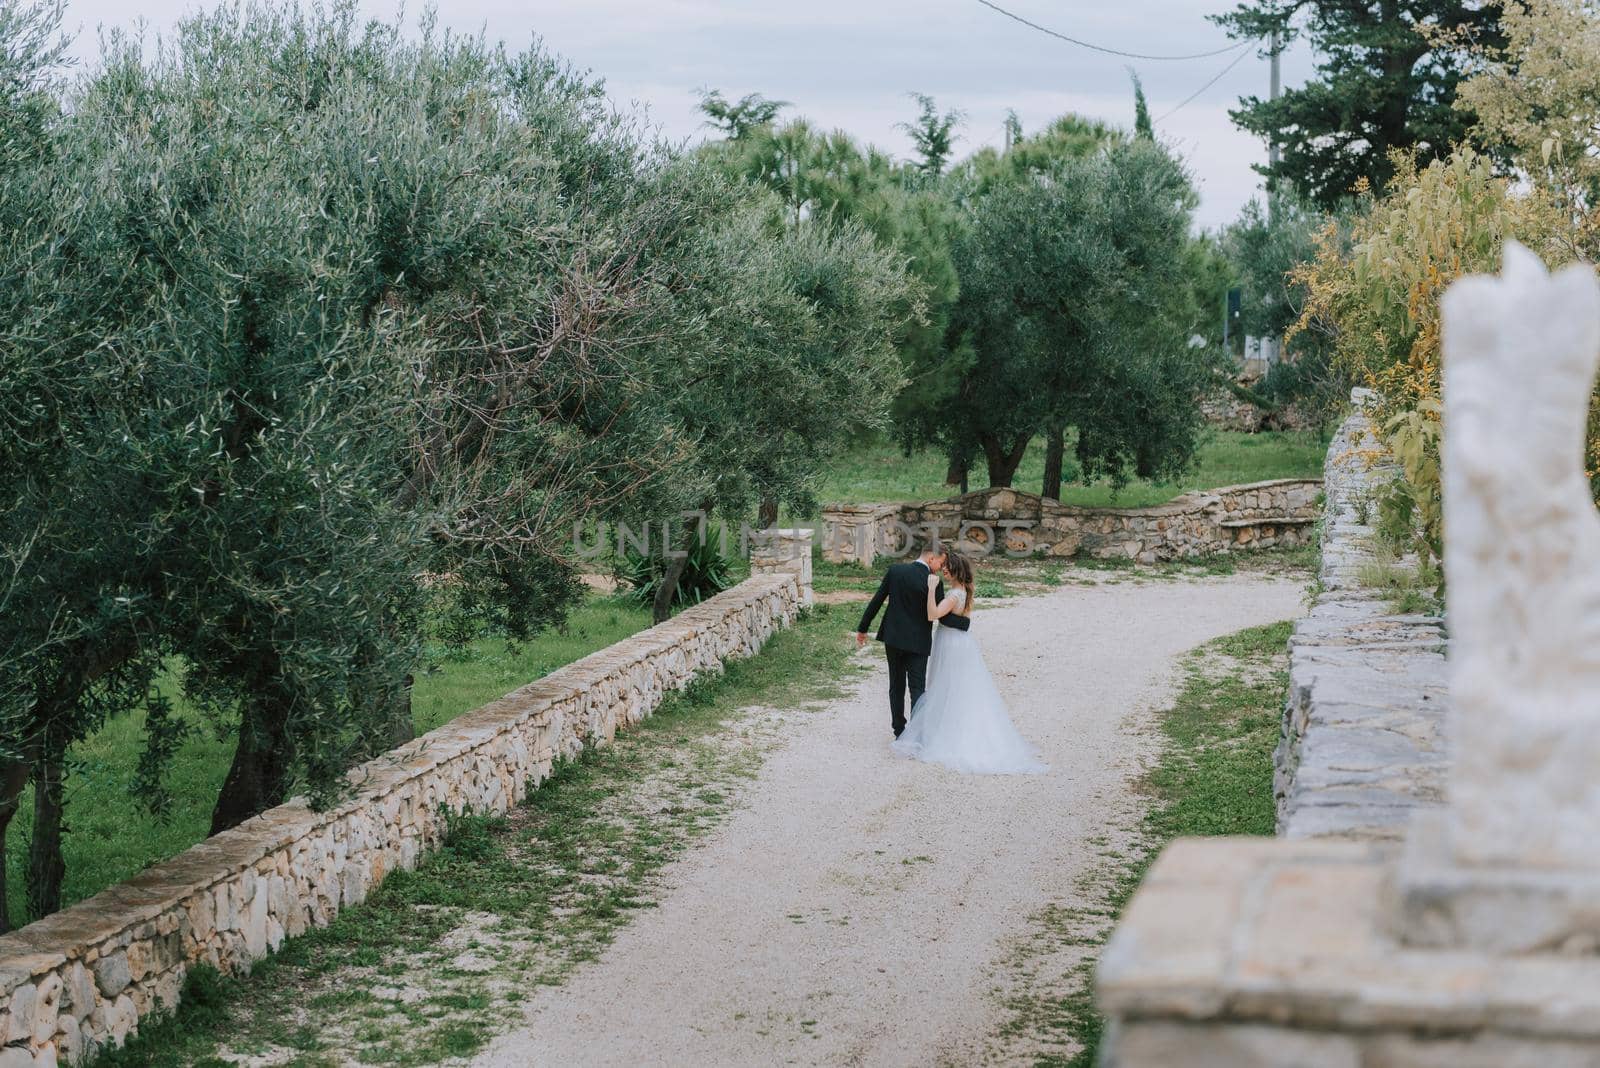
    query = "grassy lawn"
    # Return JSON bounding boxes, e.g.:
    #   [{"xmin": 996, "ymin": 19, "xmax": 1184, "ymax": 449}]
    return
[
  {"xmin": 993, "ymin": 619, "xmax": 1295, "ymax": 1066},
  {"xmin": 804, "ymin": 430, "xmax": 1327, "ymax": 515},
  {"xmin": 7, "ymin": 594, "xmax": 652, "ymax": 930},
  {"xmin": 93, "ymin": 602, "xmax": 860, "ymax": 1068}
]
